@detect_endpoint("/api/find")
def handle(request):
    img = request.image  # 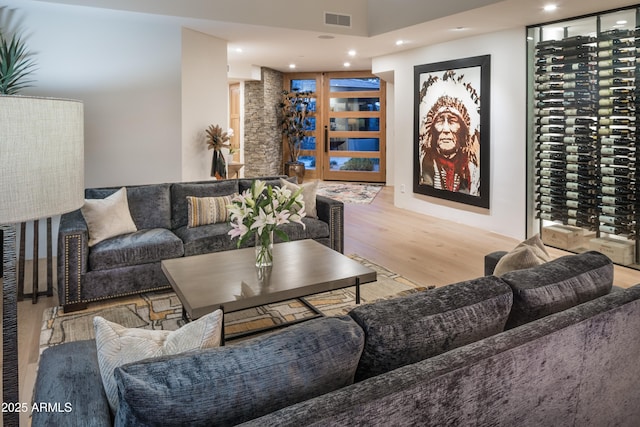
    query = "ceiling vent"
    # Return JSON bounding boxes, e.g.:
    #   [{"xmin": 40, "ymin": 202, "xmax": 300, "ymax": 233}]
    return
[{"xmin": 324, "ymin": 12, "xmax": 351, "ymax": 28}]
